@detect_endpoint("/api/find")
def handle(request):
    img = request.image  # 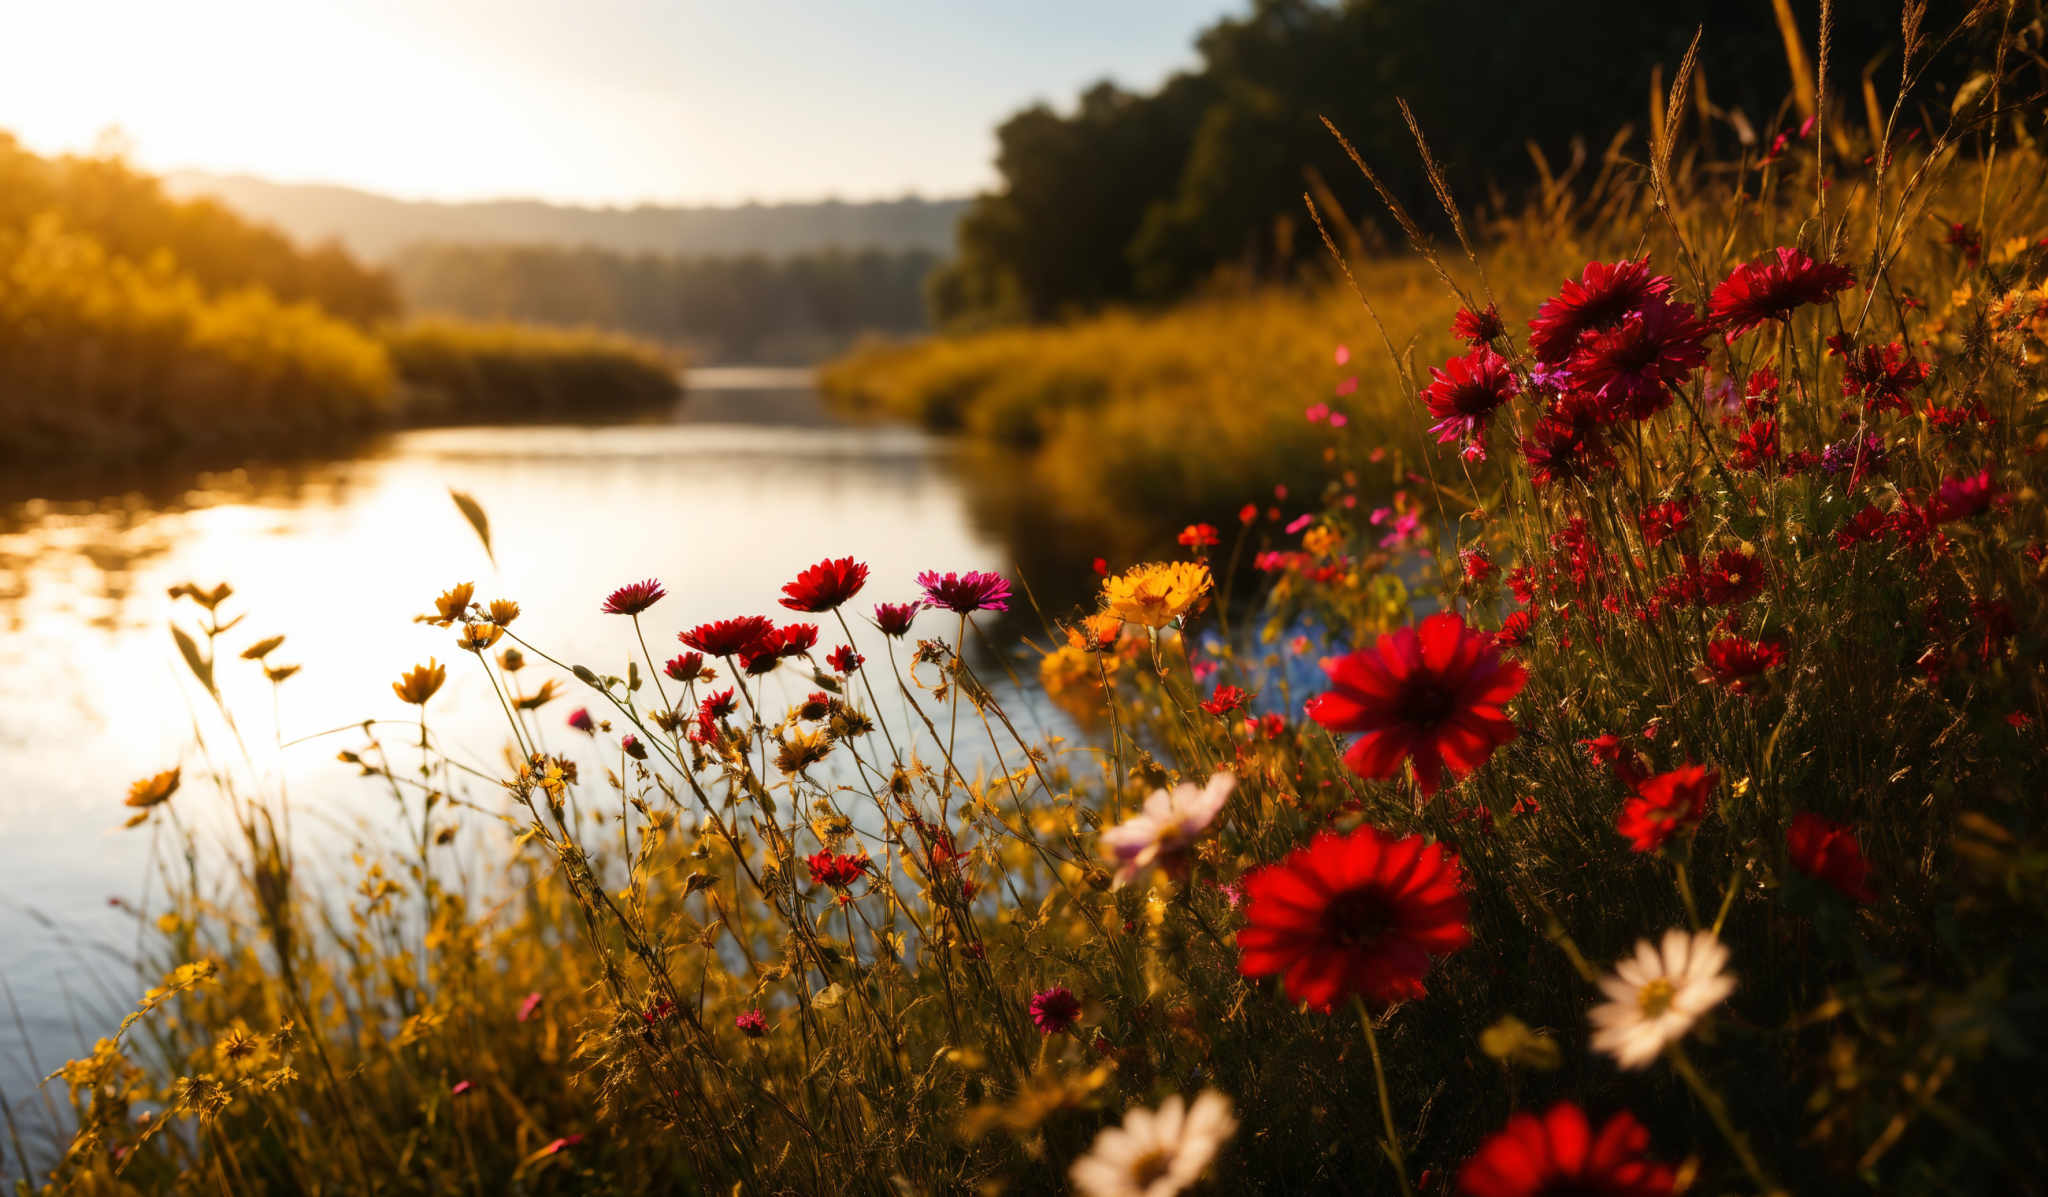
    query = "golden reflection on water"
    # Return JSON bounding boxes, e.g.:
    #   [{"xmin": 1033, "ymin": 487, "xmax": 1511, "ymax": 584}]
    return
[{"xmin": 0, "ymin": 386, "xmax": 1060, "ymax": 1109}]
